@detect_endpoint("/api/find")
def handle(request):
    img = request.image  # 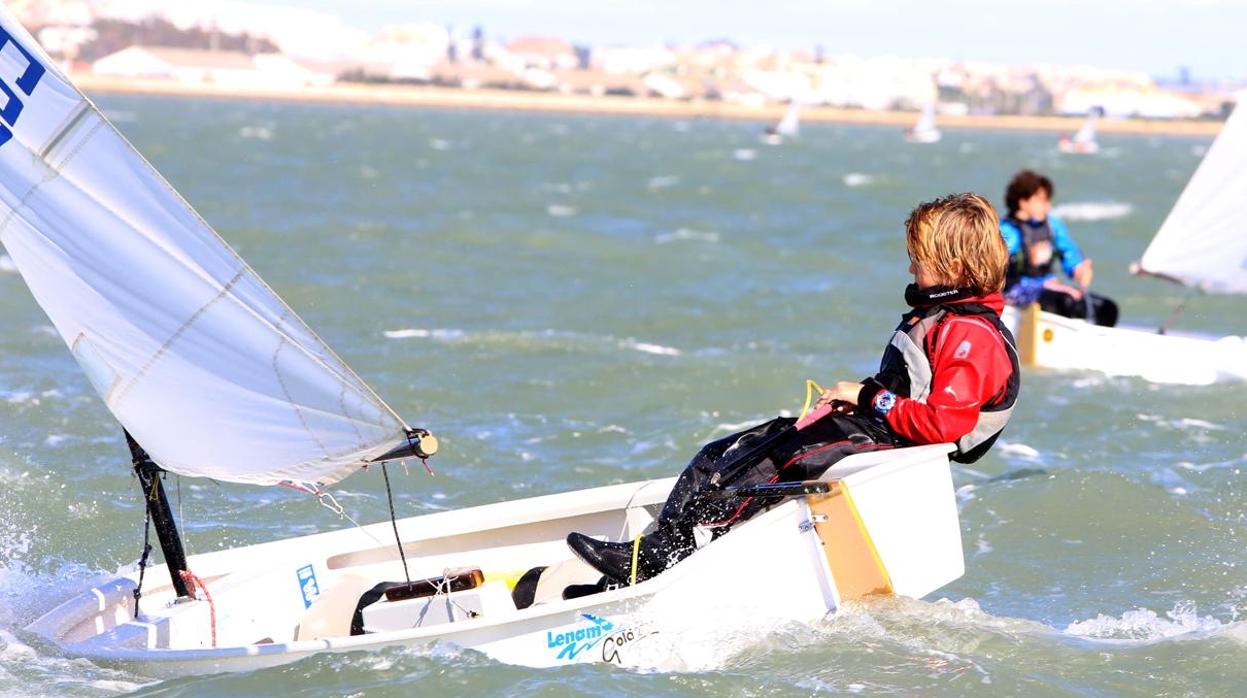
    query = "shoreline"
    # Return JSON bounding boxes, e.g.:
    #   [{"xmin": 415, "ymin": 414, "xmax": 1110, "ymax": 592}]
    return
[{"xmin": 74, "ymin": 74, "xmax": 1224, "ymax": 138}]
